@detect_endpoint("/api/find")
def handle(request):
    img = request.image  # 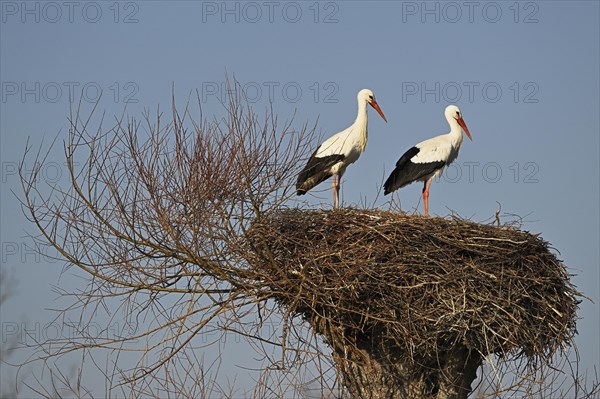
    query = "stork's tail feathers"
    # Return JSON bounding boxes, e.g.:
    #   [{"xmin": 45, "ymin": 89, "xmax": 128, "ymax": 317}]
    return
[
  {"xmin": 383, "ymin": 168, "xmax": 405, "ymax": 195},
  {"xmin": 296, "ymin": 174, "xmax": 329, "ymax": 196},
  {"xmin": 296, "ymin": 153, "xmax": 345, "ymax": 196}
]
